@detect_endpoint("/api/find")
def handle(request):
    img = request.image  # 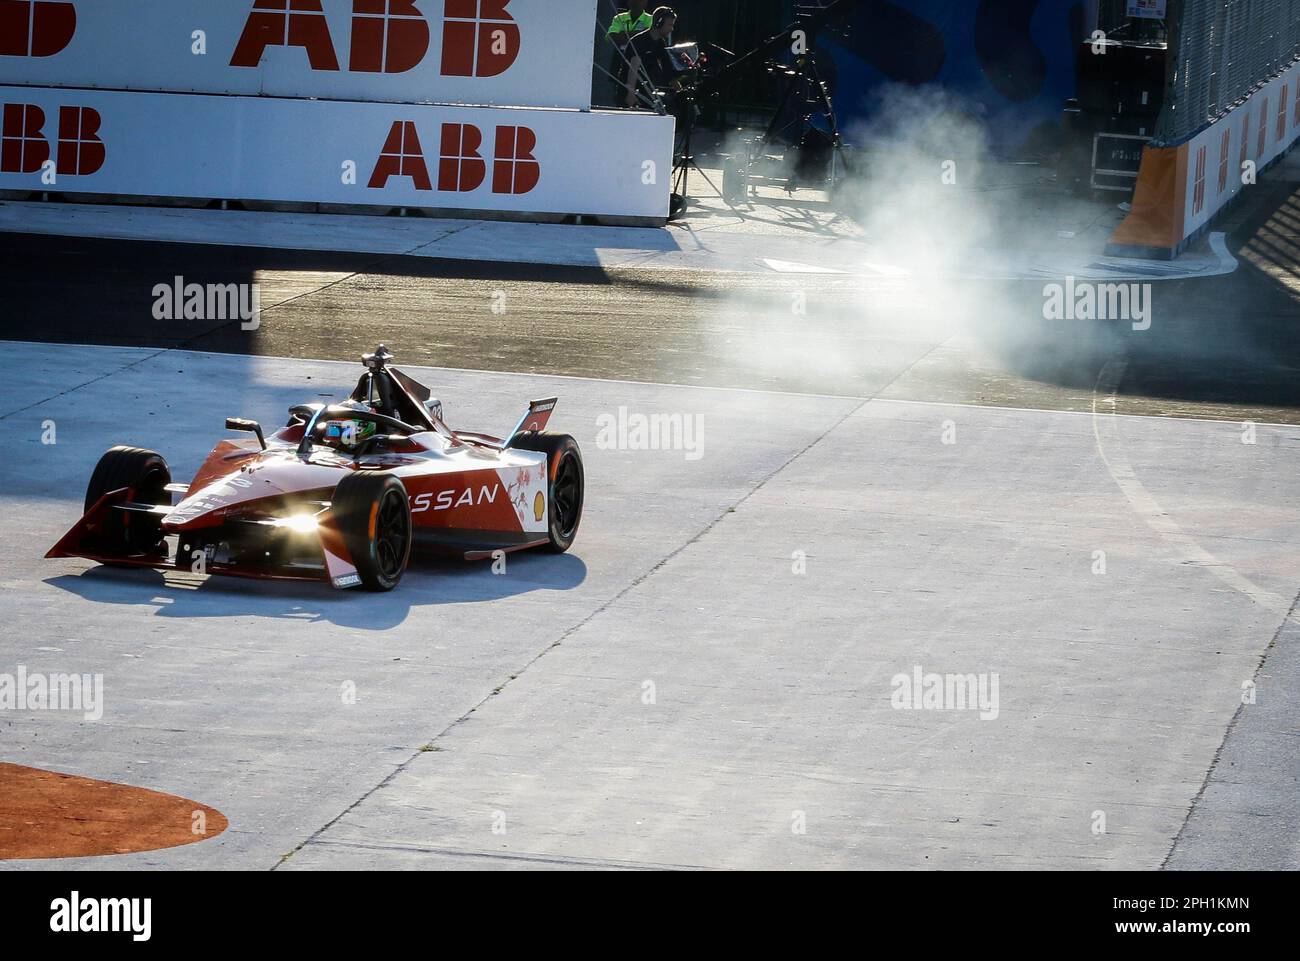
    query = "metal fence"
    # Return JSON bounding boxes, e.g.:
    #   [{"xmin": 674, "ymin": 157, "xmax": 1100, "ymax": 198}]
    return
[{"xmin": 1158, "ymin": 0, "xmax": 1300, "ymax": 143}]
